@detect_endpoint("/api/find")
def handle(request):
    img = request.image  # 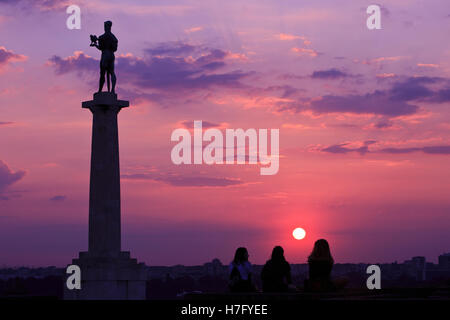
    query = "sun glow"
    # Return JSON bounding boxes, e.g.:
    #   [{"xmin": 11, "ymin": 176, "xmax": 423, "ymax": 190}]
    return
[{"xmin": 292, "ymin": 227, "xmax": 306, "ymax": 240}]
